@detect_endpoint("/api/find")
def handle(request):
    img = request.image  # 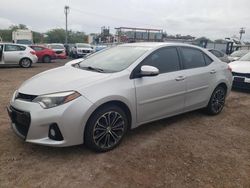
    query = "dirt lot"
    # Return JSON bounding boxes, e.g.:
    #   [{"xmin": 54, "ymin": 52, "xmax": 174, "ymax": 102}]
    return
[{"xmin": 0, "ymin": 60, "xmax": 250, "ymax": 188}]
